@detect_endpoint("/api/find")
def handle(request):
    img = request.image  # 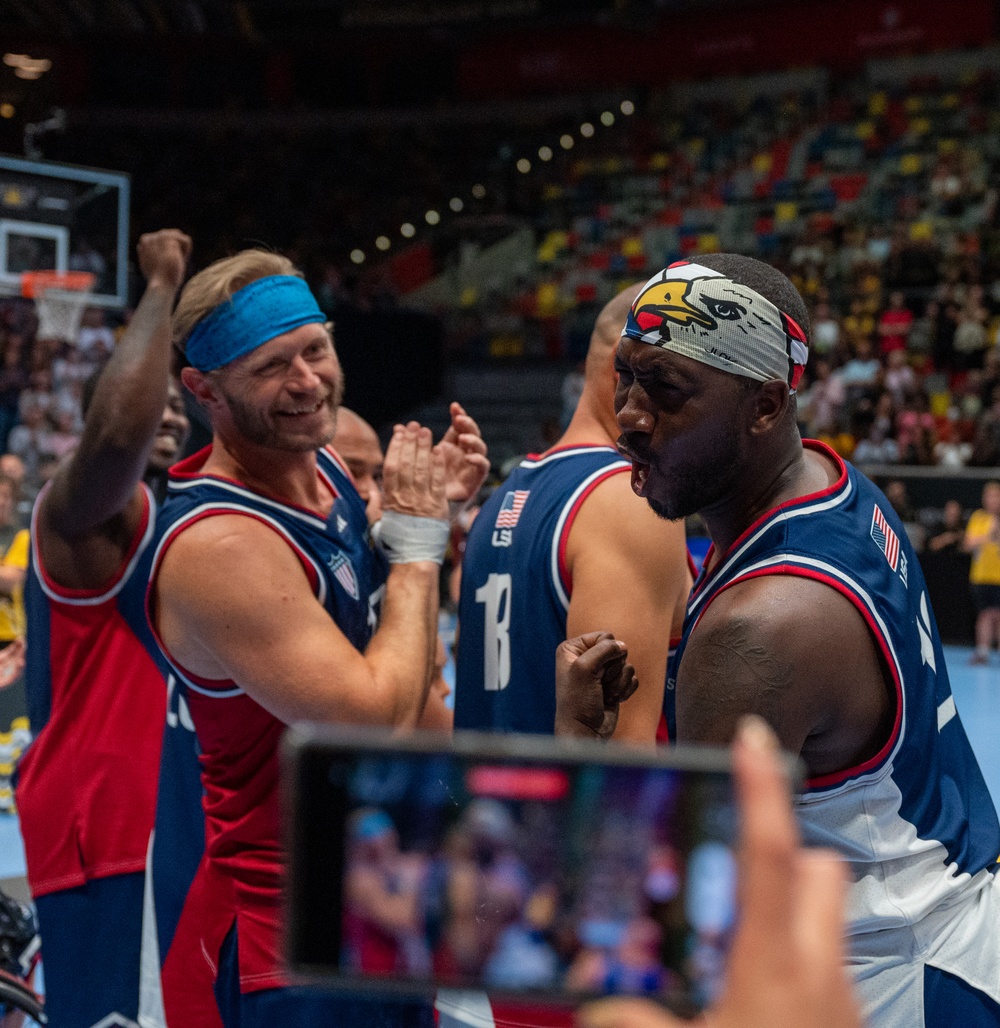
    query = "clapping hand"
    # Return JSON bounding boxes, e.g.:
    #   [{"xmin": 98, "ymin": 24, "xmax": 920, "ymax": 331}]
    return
[{"xmin": 434, "ymin": 402, "xmax": 490, "ymax": 510}]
